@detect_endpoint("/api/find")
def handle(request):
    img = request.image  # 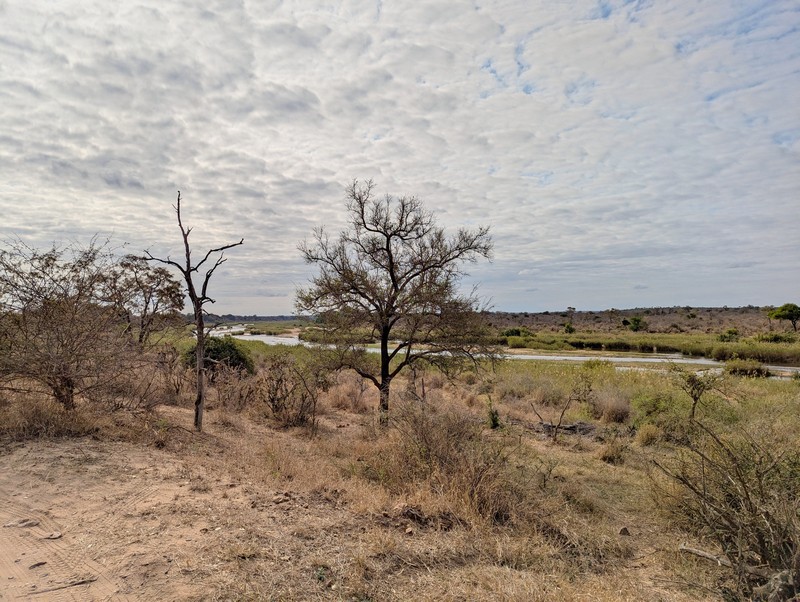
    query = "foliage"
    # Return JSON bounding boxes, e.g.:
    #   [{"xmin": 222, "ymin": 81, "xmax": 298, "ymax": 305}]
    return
[
  {"xmin": 103, "ymin": 255, "xmax": 185, "ymax": 345},
  {"xmin": 385, "ymin": 404, "xmax": 523, "ymax": 526},
  {"xmin": 670, "ymin": 365, "xmax": 719, "ymax": 420},
  {"xmin": 297, "ymin": 180, "xmax": 496, "ymax": 423},
  {"xmin": 718, "ymin": 327, "xmax": 740, "ymax": 342},
  {"xmin": 627, "ymin": 316, "xmax": 647, "ymax": 332},
  {"xmin": 725, "ymin": 358, "xmax": 770, "ymax": 378},
  {"xmin": 768, "ymin": 303, "xmax": 800, "ymax": 331},
  {"xmin": 183, "ymin": 336, "xmax": 255, "ymax": 379},
  {"xmin": 259, "ymin": 347, "xmax": 329, "ymax": 429}
]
